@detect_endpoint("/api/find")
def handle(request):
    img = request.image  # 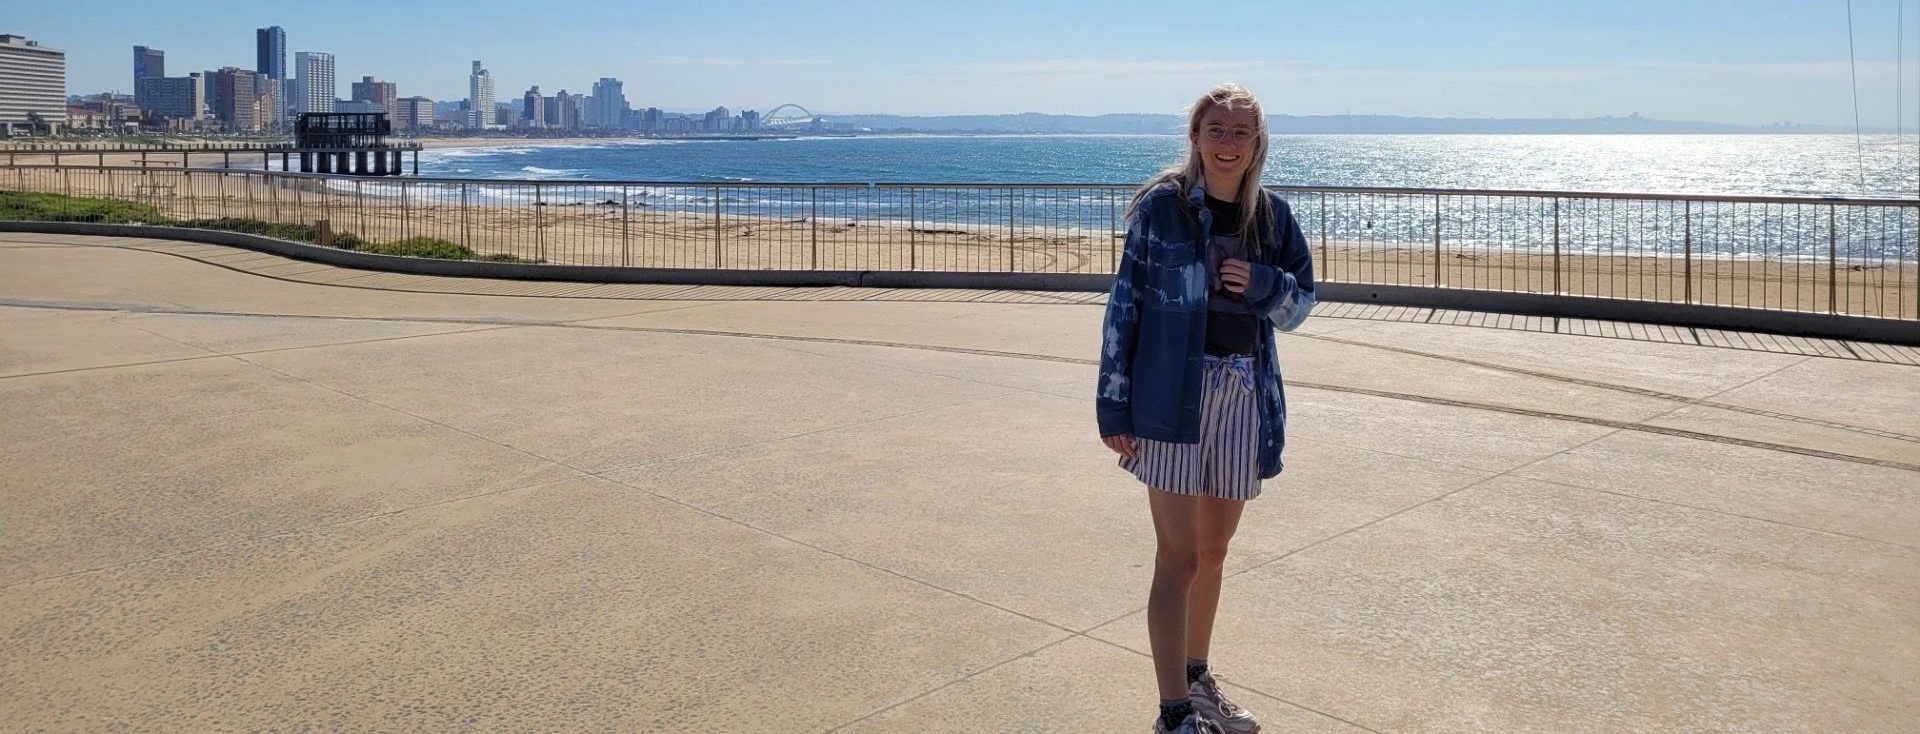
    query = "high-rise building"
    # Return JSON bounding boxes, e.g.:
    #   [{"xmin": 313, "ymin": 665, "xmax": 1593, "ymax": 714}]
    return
[
  {"xmin": 704, "ymin": 106, "xmax": 732, "ymax": 132},
  {"xmin": 293, "ymin": 51, "xmax": 335, "ymax": 116},
  {"xmin": 351, "ymin": 76, "xmax": 396, "ymax": 114},
  {"xmin": 257, "ymin": 27, "xmax": 289, "ymax": 123},
  {"xmin": 196, "ymin": 69, "xmax": 216, "ymax": 117},
  {"xmin": 467, "ymin": 60, "xmax": 493, "ymax": 129},
  {"xmin": 588, "ymin": 77, "xmax": 625, "ymax": 128},
  {"xmin": 133, "ymin": 45, "xmax": 164, "ymax": 88},
  {"xmin": 212, "ymin": 67, "xmax": 261, "ymax": 132},
  {"xmin": 201, "ymin": 69, "xmax": 226, "ymax": 120},
  {"xmin": 395, "ymin": 96, "xmax": 433, "ymax": 130},
  {"xmin": 2, "ymin": 35, "xmax": 67, "ymax": 135},
  {"xmin": 741, "ymin": 110, "xmax": 759, "ymax": 130},
  {"xmin": 132, "ymin": 45, "xmax": 164, "ymax": 108},
  {"xmin": 255, "ymin": 27, "xmax": 285, "ymax": 80},
  {"xmin": 522, "ymin": 86, "xmax": 546, "ymax": 128},
  {"xmin": 548, "ymin": 89, "xmax": 583, "ymax": 131},
  {"xmin": 135, "ymin": 73, "xmax": 203, "ymax": 123}
]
